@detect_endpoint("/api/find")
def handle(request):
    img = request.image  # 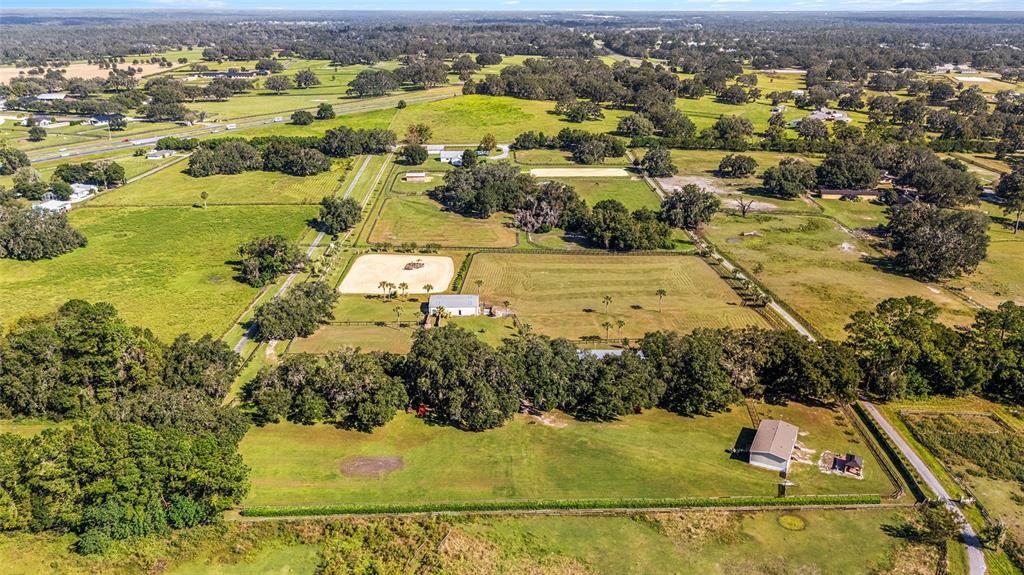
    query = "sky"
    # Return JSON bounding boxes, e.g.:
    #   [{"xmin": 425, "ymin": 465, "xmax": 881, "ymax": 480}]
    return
[{"xmin": 1, "ymin": 0, "xmax": 1023, "ymax": 11}]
